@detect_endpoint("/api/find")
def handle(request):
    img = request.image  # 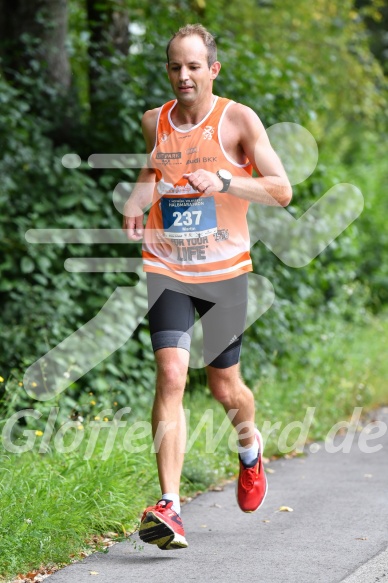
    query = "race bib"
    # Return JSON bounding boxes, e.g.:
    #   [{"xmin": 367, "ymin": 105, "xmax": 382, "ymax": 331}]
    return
[{"xmin": 161, "ymin": 196, "xmax": 218, "ymax": 239}]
